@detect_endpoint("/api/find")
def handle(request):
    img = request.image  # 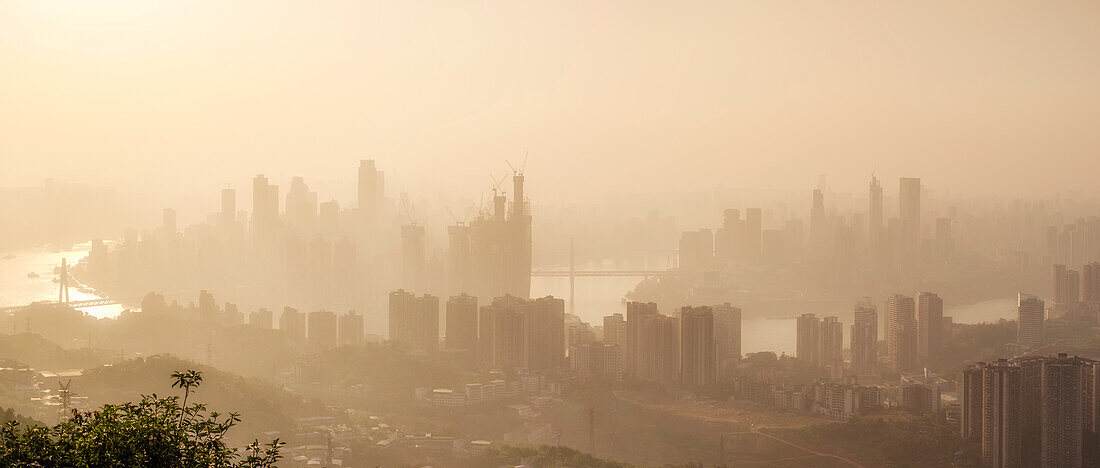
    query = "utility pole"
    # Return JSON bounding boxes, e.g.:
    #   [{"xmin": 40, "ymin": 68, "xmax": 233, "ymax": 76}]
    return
[
  {"xmin": 588, "ymin": 408, "xmax": 596, "ymax": 452},
  {"xmin": 719, "ymin": 434, "xmax": 725, "ymax": 466}
]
